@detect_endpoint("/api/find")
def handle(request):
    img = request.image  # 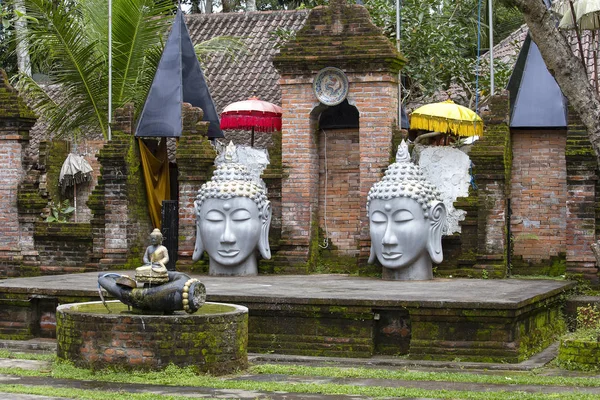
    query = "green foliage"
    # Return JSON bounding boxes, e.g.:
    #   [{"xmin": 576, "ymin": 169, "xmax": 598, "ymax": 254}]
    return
[
  {"xmin": 6, "ymin": 0, "xmax": 246, "ymax": 141},
  {"xmin": 44, "ymin": 199, "xmax": 75, "ymax": 223},
  {"xmin": 8, "ymin": 0, "xmax": 174, "ymax": 139},
  {"xmin": 363, "ymin": 0, "xmax": 515, "ymax": 107},
  {"xmin": 574, "ymin": 304, "xmax": 600, "ymax": 341},
  {"xmin": 0, "ymin": 3, "xmax": 19, "ymax": 77}
]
